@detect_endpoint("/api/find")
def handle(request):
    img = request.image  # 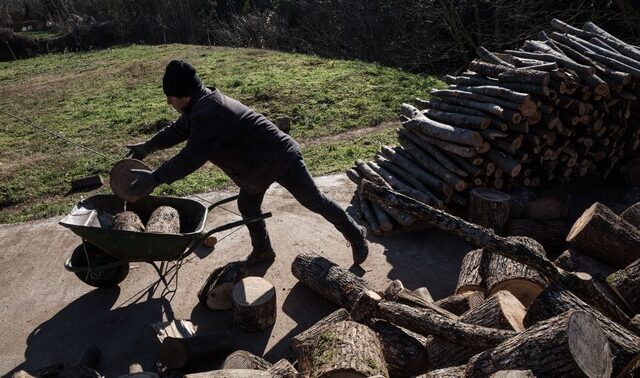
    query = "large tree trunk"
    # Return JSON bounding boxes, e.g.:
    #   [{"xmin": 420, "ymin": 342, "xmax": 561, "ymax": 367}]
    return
[
  {"xmin": 456, "ymin": 249, "xmax": 486, "ymax": 294},
  {"xmin": 232, "ymin": 277, "xmax": 277, "ymax": 332},
  {"xmin": 198, "ymin": 261, "xmax": 246, "ymax": 310},
  {"xmin": 291, "ymin": 308, "xmax": 351, "ymax": 350},
  {"xmin": 553, "ymin": 249, "xmax": 616, "ymax": 282},
  {"xmin": 367, "ymin": 320, "xmax": 428, "ymax": 378},
  {"xmin": 524, "ymin": 282, "xmax": 640, "ymax": 376},
  {"xmin": 299, "ymin": 320, "xmax": 389, "ymax": 378},
  {"xmin": 607, "ymin": 259, "xmax": 640, "ymax": 314},
  {"xmin": 435, "ymin": 291, "xmax": 485, "ymax": 316},
  {"xmin": 566, "ymin": 202, "xmax": 640, "ymax": 268},
  {"xmin": 468, "ymin": 188, "xmax": 512, "ymax": 234},
  {"xmin": 466, "ymin": 311, "xmax": 612, "ymax": 377},
  {"xmin": 160, "ymin": 333, "xmax": 235, "ymax": 369},
  {"xmin": 146, "ymin": 206, "xmax": 180, "ymax": 234}
]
